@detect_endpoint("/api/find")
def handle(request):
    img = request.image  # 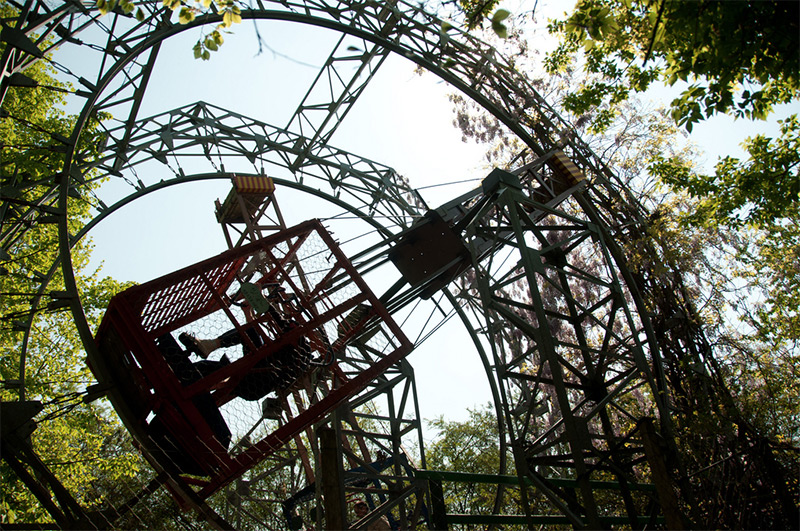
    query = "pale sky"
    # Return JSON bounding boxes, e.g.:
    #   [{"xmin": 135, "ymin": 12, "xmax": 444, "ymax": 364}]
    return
[{"xmin": 83, "ymin": 17, "xmax": 493, "ymax": 432}]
